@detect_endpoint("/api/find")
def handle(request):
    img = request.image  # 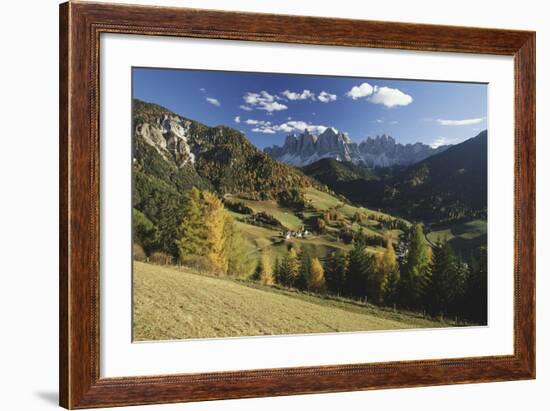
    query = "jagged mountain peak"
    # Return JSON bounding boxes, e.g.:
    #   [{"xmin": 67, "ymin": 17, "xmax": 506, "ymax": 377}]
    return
[
  {"xmin": 320, "ymin": 127, "xmax": 337, "ymax": 137},
  {"xmin": 365, "ymin": 134, "xmax": 395, "ymax": 143},
  {"xmin": 265, "ymin": 129, "xmax": 449, "ymax": 168}
]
